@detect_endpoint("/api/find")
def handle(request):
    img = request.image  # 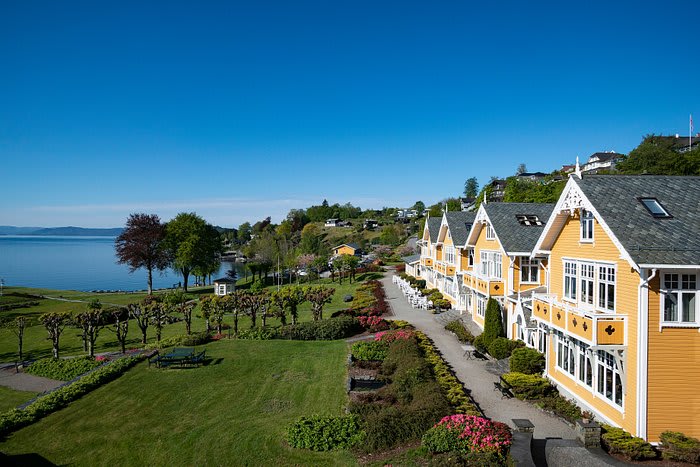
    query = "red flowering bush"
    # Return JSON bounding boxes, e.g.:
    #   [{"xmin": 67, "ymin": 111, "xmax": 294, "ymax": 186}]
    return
[
  {"xmin": 95, "ymin": 355, "xmax": 108, "ymax": 362},
  {"xmin": 358, "ymin": 316, "xmax": 390, "ymax": 332},
  {"xmin": 422, "ymin": 414, "xmax": 512, "ymax": 456},
  {"xmin": 211, "ymin": 333, "xmax": 225, "ymax": 341},
  {"xmin": 375, "ymin": 329, "xmax": 415, "ymax": 343}
]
